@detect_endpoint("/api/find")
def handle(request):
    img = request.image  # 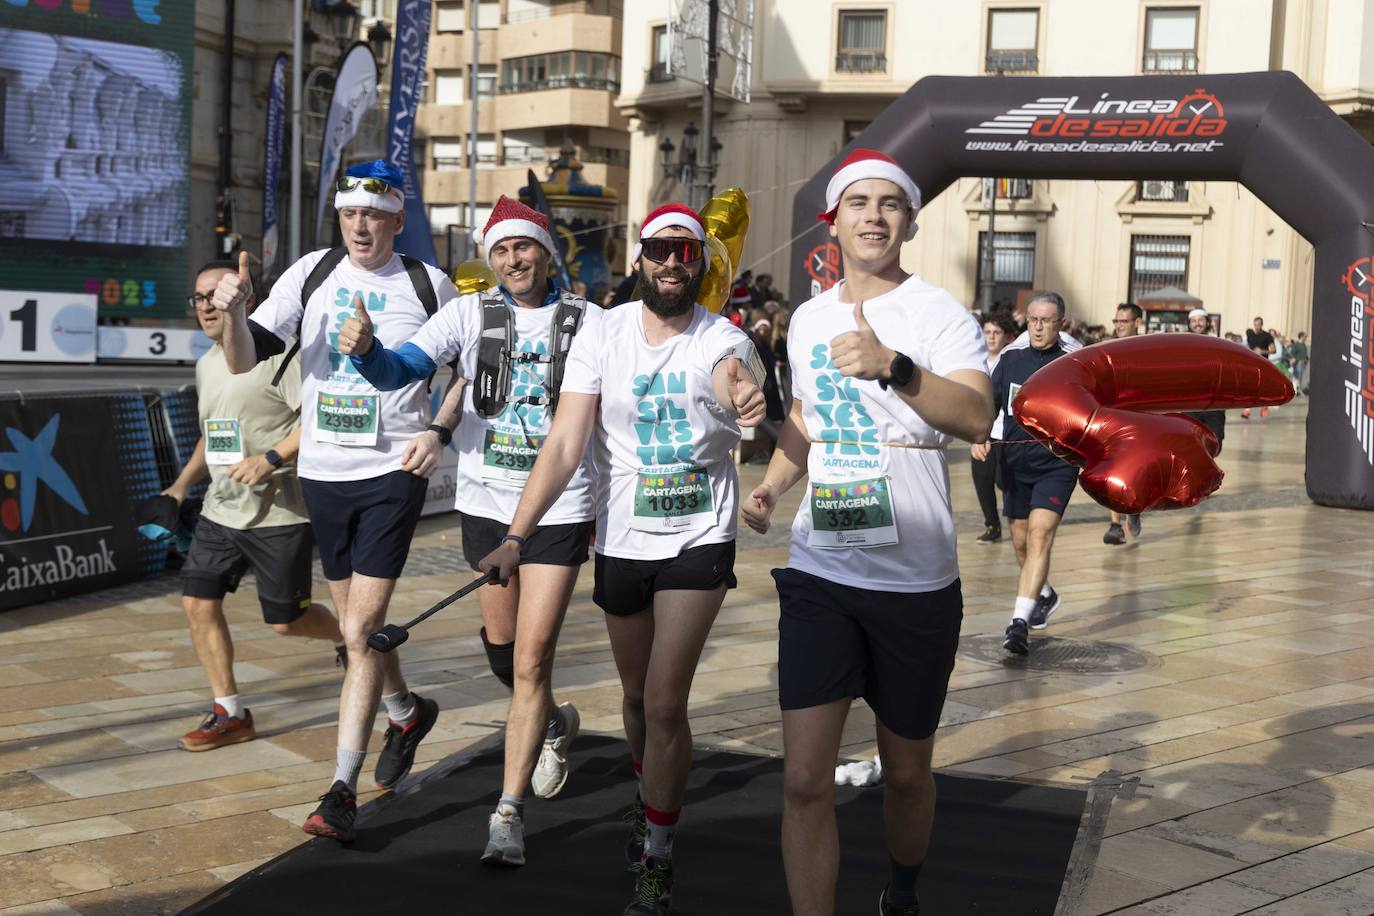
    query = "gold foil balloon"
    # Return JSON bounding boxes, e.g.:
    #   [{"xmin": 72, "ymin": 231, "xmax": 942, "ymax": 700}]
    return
[
  {"xmin": 697, "ymin": 188, "xmax": 750, "ymax": 313},
  {"xmin": 453, "ymin": 259, "xmax": 498, "ymax": 295}
]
